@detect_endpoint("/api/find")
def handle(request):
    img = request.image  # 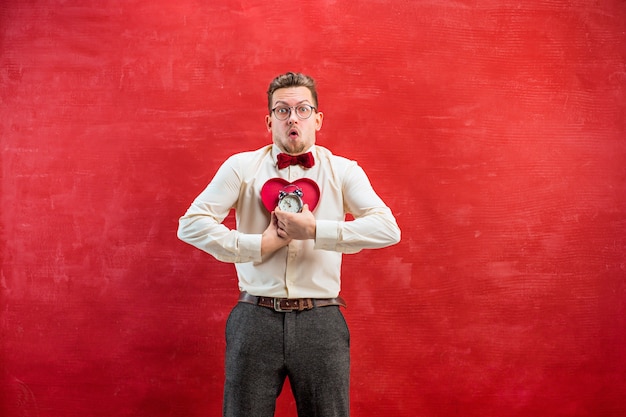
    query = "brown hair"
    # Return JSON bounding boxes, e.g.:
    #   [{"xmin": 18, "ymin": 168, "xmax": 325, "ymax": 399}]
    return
[{"xmin": 267, "ymin": 72, "xmax": 318, "ymax": 113}]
